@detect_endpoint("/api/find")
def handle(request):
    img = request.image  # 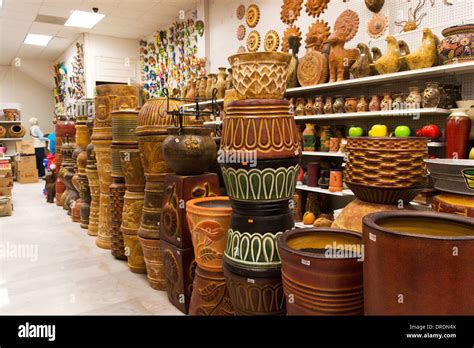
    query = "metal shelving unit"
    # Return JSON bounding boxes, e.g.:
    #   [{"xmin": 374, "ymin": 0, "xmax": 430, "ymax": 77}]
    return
[
  {"xmin": 296, "ymin": 184, "xmax": 354, "ymax": 197},
  {"xmin": 302, "ymin": 151, "xmax": 345, "ymax": 158}
]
